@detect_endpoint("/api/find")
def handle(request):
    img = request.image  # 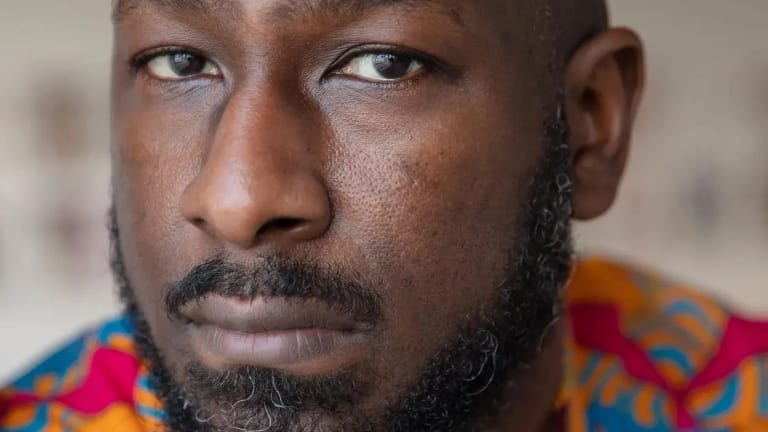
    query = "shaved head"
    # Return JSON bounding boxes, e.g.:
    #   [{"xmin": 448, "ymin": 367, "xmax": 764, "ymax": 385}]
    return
[
  {"xmin": 518, "ymin": 0, "xmax": 609, "ymax": 96},
  {"xmin": 548, "ymin": 0, "xmax": 609, "ymax": 61}
]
